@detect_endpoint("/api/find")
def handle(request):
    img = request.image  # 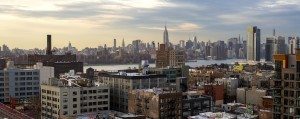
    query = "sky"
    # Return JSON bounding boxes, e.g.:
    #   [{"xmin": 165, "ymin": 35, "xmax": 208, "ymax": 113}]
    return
[{"xmin": 0, "ymin": 0, "xmax": 300, "ymax": 50}]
